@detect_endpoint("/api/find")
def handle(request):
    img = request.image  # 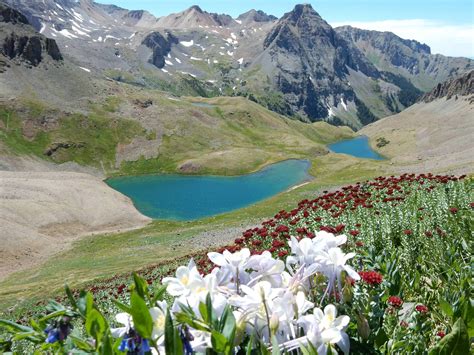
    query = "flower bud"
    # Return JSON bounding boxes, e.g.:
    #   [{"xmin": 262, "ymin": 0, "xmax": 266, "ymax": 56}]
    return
[
  {"xmin": 357, "ymin": 314, "xmax": 371, "ymax": 340},
  {"xmin": 270, "ymin": 313, "xmax": 279, "ymax": 335},
  {"xmin": 342, "ymin": 284, "xmax": 353, "ymax": 303},
  {"xmin": 233, "ymin": 311, "xmax": 247, "ymax": 346}
]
